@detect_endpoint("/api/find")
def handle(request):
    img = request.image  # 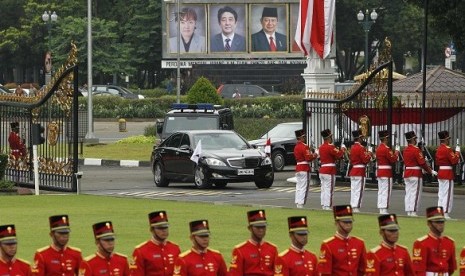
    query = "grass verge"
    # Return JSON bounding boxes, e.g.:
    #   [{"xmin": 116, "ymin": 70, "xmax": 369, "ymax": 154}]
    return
[
  {"xmin": 80, "ymin": 143, "xmax": 153, "ymax": 161},
  {"xmin": 2, "ymin": 195, "xmax": 465, "ymax": 263}
]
